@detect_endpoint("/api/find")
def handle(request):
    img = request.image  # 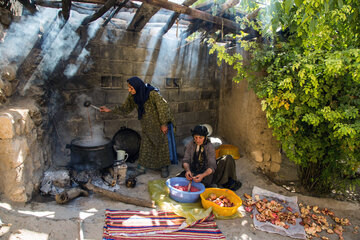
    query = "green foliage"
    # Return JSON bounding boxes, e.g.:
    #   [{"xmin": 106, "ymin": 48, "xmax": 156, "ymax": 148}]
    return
[{"xmin": 209, "ymin": 0, "xmax": 360, "ymax": 193}]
